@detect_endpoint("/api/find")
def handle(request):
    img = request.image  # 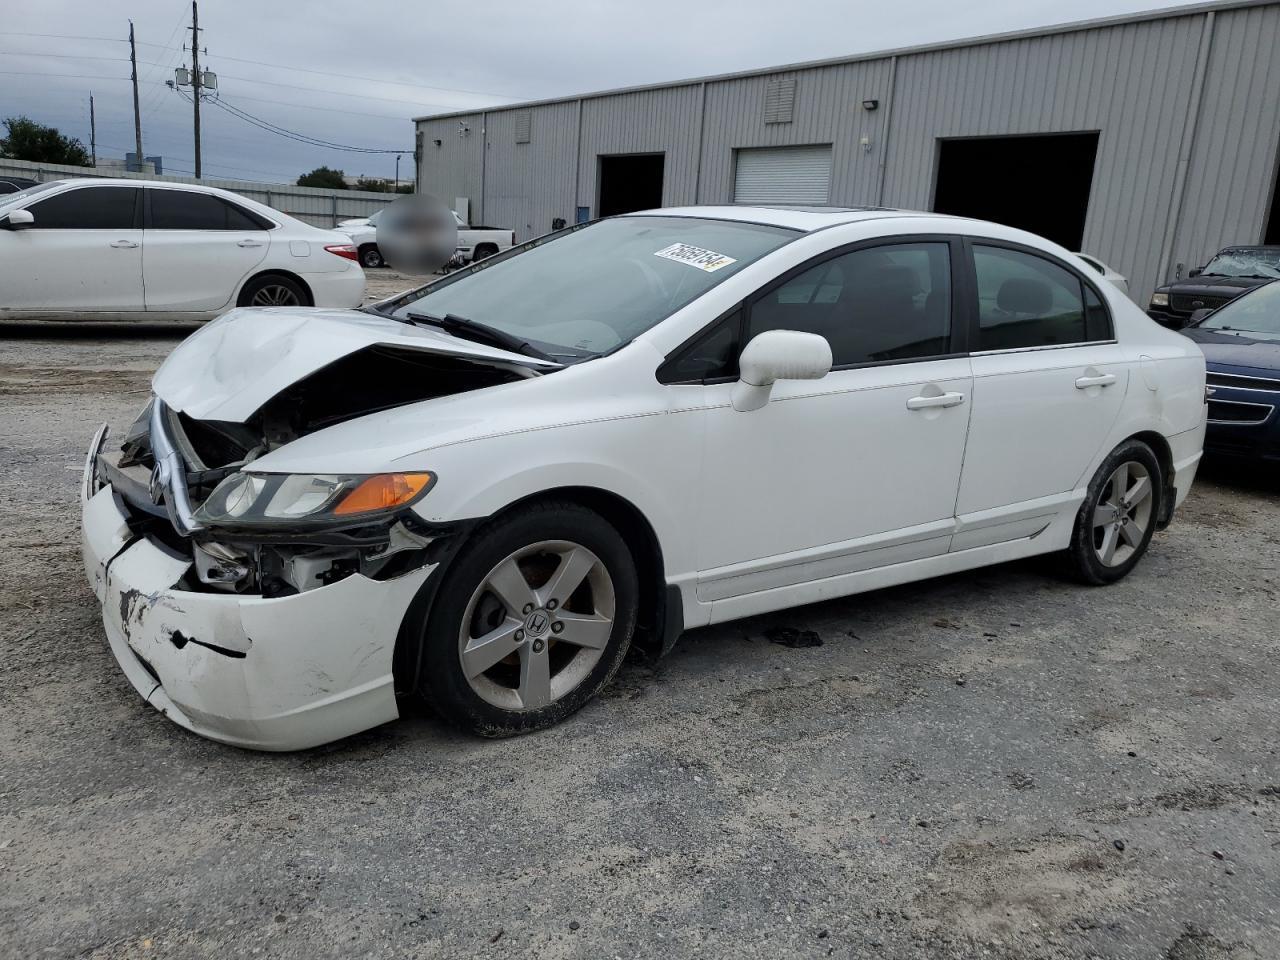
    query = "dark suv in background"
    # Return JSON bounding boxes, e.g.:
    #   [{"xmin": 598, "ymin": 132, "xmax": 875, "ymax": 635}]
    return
[{"xmin": 1147, "ymin": 245, "xmax": 1280, "ymax": 328}]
